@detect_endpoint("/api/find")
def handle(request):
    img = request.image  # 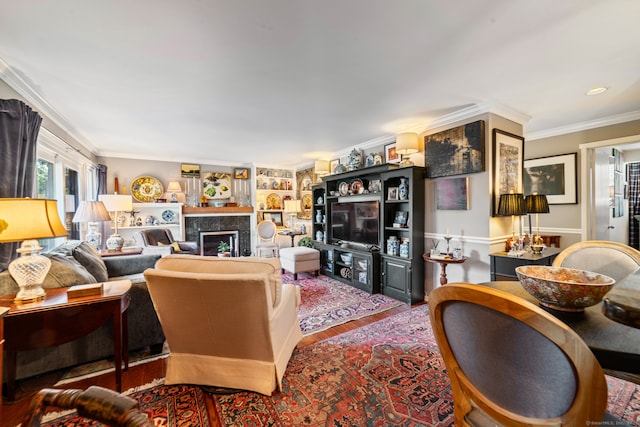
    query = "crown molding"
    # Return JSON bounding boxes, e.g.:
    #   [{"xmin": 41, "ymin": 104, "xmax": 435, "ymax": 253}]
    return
[
  {"xmin": 525, "ymin": 110, "xmax": 640, "ymax": 141},
  {"xmin": 0, "ymin": 56, "xmax": 97, "ymax": 153}
]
